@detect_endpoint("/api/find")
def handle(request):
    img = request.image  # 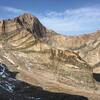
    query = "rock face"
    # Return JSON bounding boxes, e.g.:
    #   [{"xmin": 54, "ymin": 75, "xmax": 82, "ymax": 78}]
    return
[
  {"xmin": 0, "ymin": 13, "xmax": 46, "ymax": 37},
  {"xmin": 0, "ymin": 13, "xmax": 100, "ymax": 99},
  {"xmin": 47, "ymin": 30, "xmax": 100, "ymax": 67},
  {"xmin": 0, "ymin": 64, "xmax": 89, "ymax": 100}
]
